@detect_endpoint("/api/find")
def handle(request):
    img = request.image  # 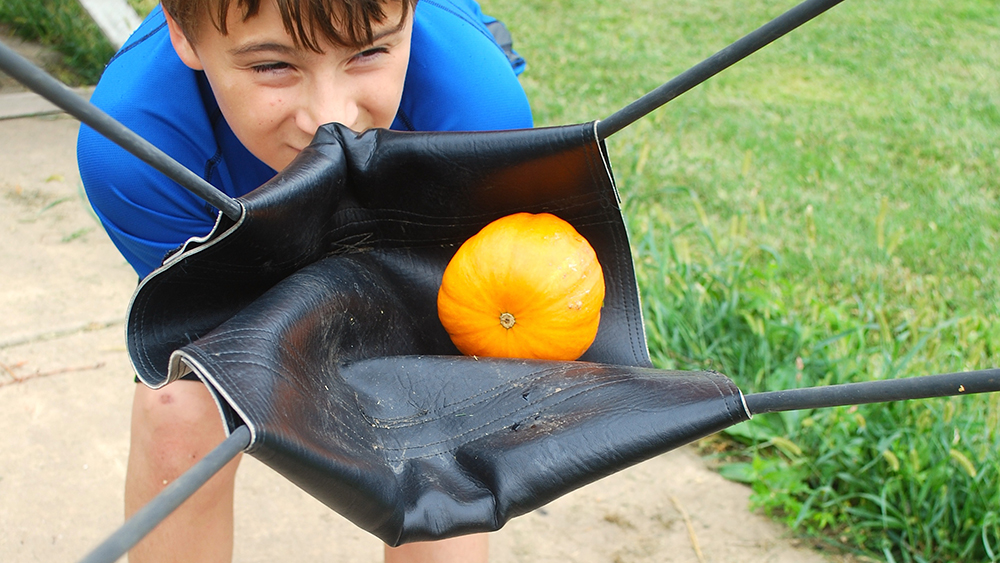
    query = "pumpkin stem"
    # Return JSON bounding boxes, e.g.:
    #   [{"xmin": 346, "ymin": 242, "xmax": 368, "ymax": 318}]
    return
[{"xmin": 499, "ymin": 312, "xmax": 516, "ymax": 330}]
